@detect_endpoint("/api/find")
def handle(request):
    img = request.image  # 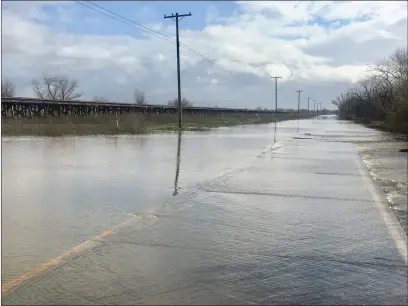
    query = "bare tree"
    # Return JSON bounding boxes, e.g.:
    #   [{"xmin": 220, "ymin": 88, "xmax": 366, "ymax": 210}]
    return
[
  {"xmin": 168, "ymin": 97, "xmax": 193, "ymax": 107},
  {"xmin": 372, "ymin": 48, "xmax": 408, "ymax": 83},
  {"xmin": 332, "ymin": 47, "xmax": 408, "ymax": 132},
  {"xmin": 32, "ymin": 74, "xmax": 83, "ymax": 100},
  {"xmin": 134, "ymin": 89, "xmax": 146, "ymax": 105},
  {"xmin": 2, "ymin": 79, "xmax": 15, "ymax": 97}
]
